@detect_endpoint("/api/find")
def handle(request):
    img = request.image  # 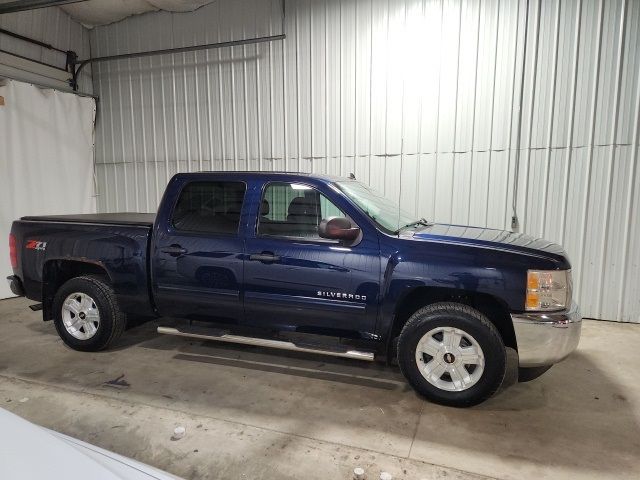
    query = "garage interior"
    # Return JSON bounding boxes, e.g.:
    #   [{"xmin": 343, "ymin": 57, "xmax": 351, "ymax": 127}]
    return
[{"xmin": 1, "ymin": 0, "xmax": 639, "ymax": 479}]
